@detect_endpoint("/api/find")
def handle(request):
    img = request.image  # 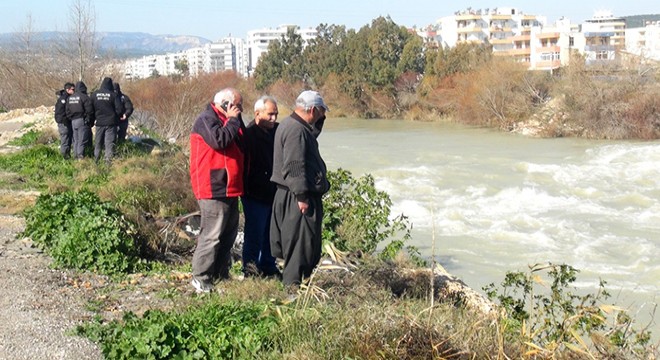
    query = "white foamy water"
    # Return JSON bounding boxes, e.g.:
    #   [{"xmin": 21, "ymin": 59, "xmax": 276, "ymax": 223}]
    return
[{"xmin": 321, "ymin": 118, "xmax": 660, "ymax": 334}]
